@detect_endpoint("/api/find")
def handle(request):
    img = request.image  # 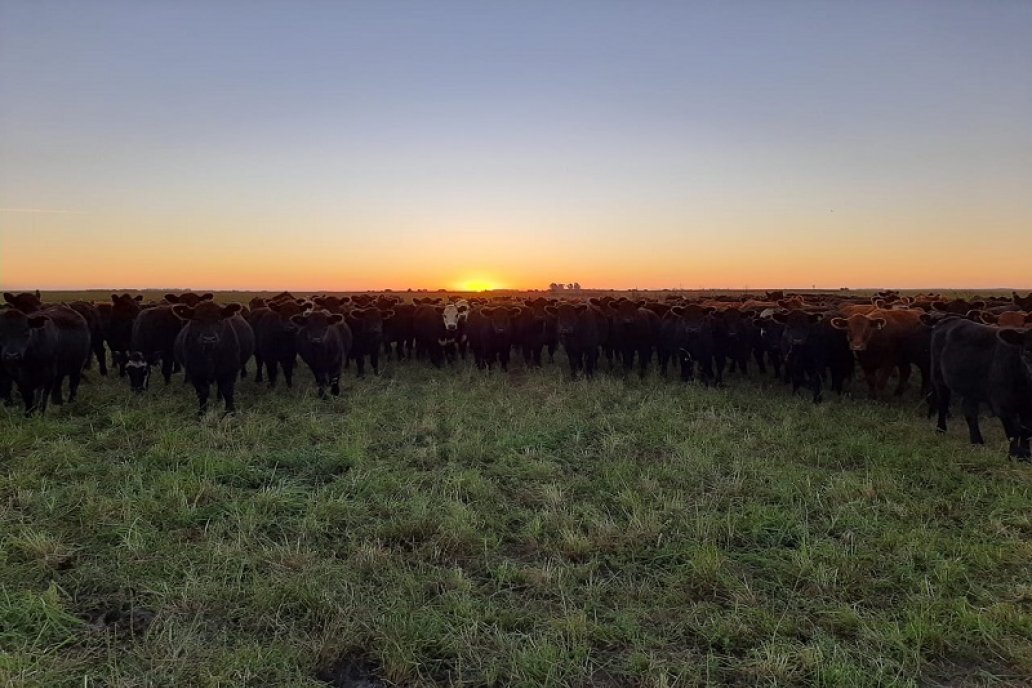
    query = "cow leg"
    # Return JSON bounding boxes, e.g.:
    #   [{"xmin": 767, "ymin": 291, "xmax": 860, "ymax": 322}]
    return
[
  {"xmin": 67, "ymin": 370, "xmax": 82, "ymax": 402},
  {"xmin": 218, "ymin": 375, "xmax": 236, "ymax": 413},
  {"xmin": 19, "ymin": 384, "xmax": 37, "ymax": 416},
  {"xmin": 283, "ymin": 358, "xmax": 295, "ymax": 387},
  {"xmin": 585, "ymin": 349, "xmax": 598, "ymax": 378},
  {"xmin": 754, "ymin": 349, "xmax": 766, "ymax": 375},
  {"xmin": 533, "ymin": 347, "xmax": 542, "ymax": 367},
  {"xmin": 547, "ymin": 343, "xmax": 556, "ymax": 364},
  {"xmin": 370, "ymin": 351, "xmax": 380, "ymax": 375},
  {"xmin": 893, "ymin": 363, "xmax": 911, "ymax": 397},
  {"xmin": 961, "ymin": 397, "xmax": 984, "ymax": 445},
  {"xmin": 162, "ymin": 356, "xmax": 175, "ymax": 385},
  {"xmin": 50, "ymin": 375, "xmax": 65, "ymax": 405},
  {"xmin": 810, "ymin": 364, "xmax": 823, "ymax": 404},
  {"xmin": 354, "ymin": 354, "xmax": 365, "ymax": 378},
  {"xmin": 499, "ymin": 346, "xmax": 510, "ymax": 372},
  {"xmin": 0, "ymin": 376, "xmax": 12, "ymax": 406},
  {"xmin": 935, "ymin": 386, "xmax": 951, "ymax": 433},
  {"xmin": 638, "ymin": 347, "xmax": 650, "ymax": 378},
  {"xmin": 429, "ymin": 344, "xmax": 443, "ymax": 369},
  {"xmin": 95, "ymin": 340, "xmax": 108, "ymax": 376},
  {"xmin": 862, "ymin": 366, "xmax": 879, "ymax": 399},
  {"xmin": 194, "ymin": 380, "xmax": 210, "ymax": 416},
  {"xmin": 266, "ymin": 359, "xmax": 279, "ymax": 388},
  {"xmin": 1000, "ymin": 415, "xmax": 1030, "ymax": 459},
  {"xmin": 254, "ymin": 356, "xmax": 264, "ymax": 382}
]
